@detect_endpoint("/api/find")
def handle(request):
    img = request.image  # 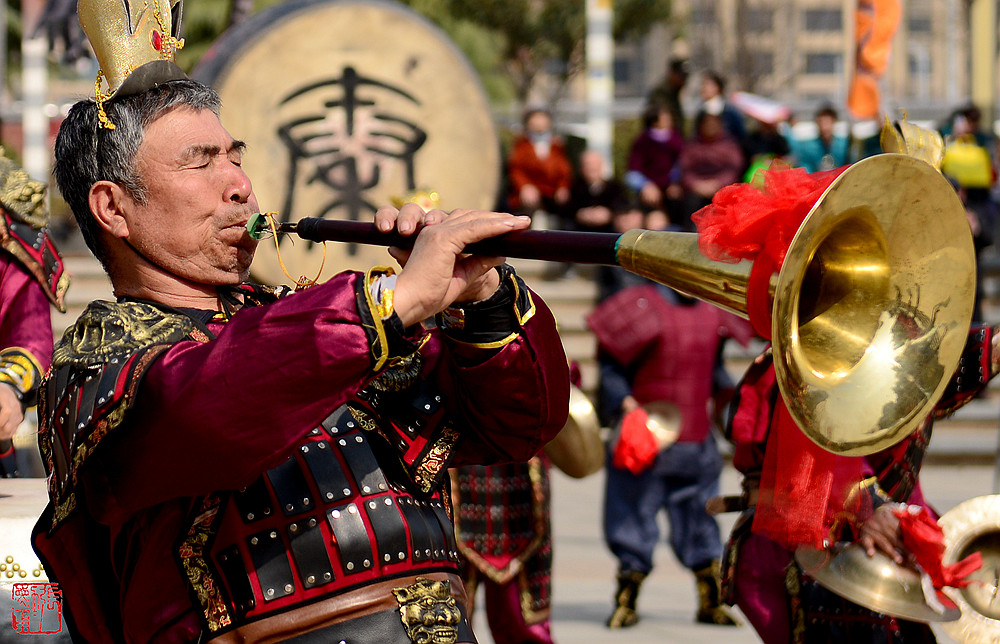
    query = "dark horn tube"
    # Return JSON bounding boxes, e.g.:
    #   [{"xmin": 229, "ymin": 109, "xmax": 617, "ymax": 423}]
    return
[{"xmin": 290, "ymin": 217, "xmax": 622, "ymax": 265}]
